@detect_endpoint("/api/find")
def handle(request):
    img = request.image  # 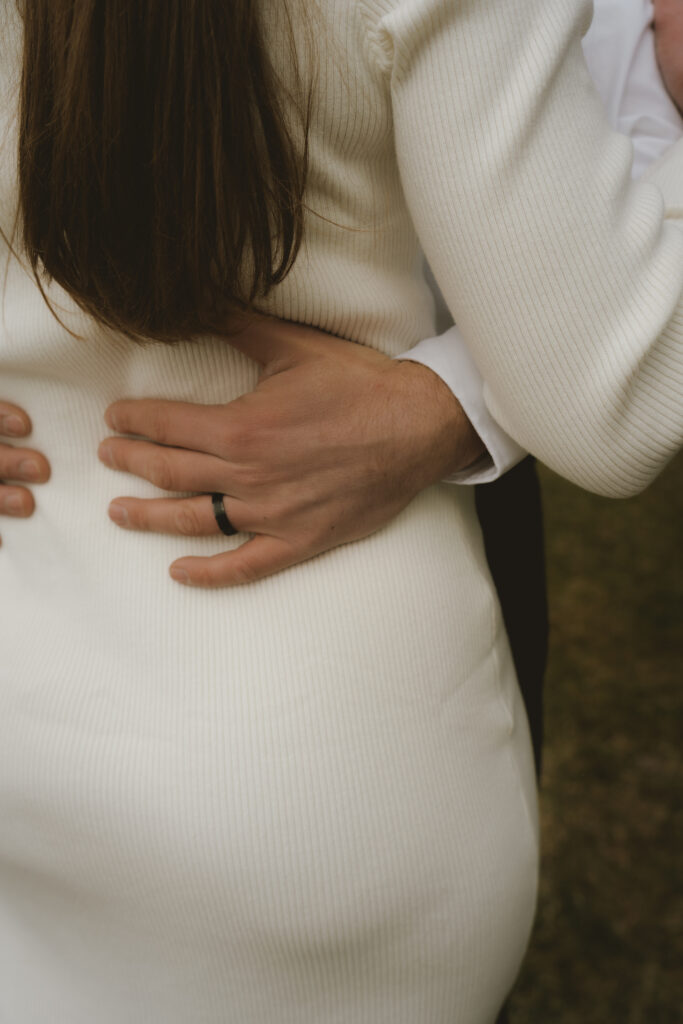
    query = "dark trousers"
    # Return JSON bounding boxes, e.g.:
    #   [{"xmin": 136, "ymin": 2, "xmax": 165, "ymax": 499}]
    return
[
  {"xmin": 475, "ymin": 457, "xmax": 548, "ymax": 1023},
  {"xmin": 475, "ymin": 455, "xmax": 548, "ymax": 776}
]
